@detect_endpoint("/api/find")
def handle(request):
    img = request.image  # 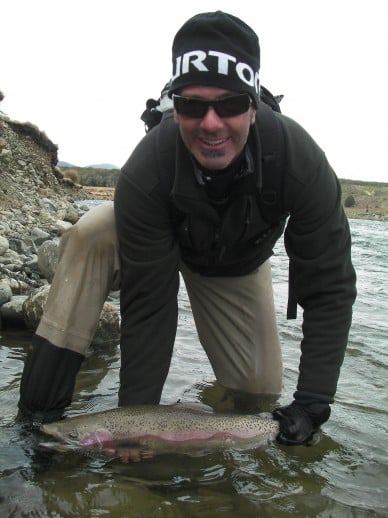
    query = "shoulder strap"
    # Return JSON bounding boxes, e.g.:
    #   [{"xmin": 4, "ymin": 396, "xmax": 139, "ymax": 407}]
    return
[
  {"xmin": 155, "ymin": 110, "xmax": 176, "ymax": 195},
  {"xmin": 257, "ymin": 103, "xmax": 297, "ymax": 319},
  {"xmin": 257, "ymin": 101, "xmax": 288, "ymax": 224}
]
